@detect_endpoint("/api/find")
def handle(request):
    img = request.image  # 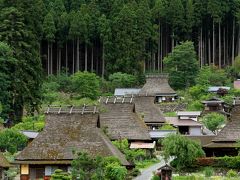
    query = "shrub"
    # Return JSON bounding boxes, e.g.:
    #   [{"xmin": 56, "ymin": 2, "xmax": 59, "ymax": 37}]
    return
[
  {"xmin": 109, "ymin": 72, "xmax": 138, "ymax": 89},
  {"xmin": 0, "ymin": 129, "xmax": 28, "ymax": 153},
  {"xmin": 226, "ymin": 169, "xmax": 238, "ymax": 177},
  {"xmin": 51, "ymin": 169, "xmax": 71, "ymax": 180},
  {"xmin": 71, "ymin": 71, "xmax": 100, "ymax": 100},
  {"xmin": 159, "ymin": 124, "xmax": 176, "ymax": 130},
  {"xmin": 204, "ymin": 166, "xmax": 214, "ymax": 177},
  {"xmin": 11, "ymin": 115, "xmax": 45, "ymax": 132},
  {"xmin": 151, "ymin": 174, "xmax": 160, "ymax": 180},
  {"xmin": 187, "ymin": 101, "xmax": 204, "ymax": 111}
]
